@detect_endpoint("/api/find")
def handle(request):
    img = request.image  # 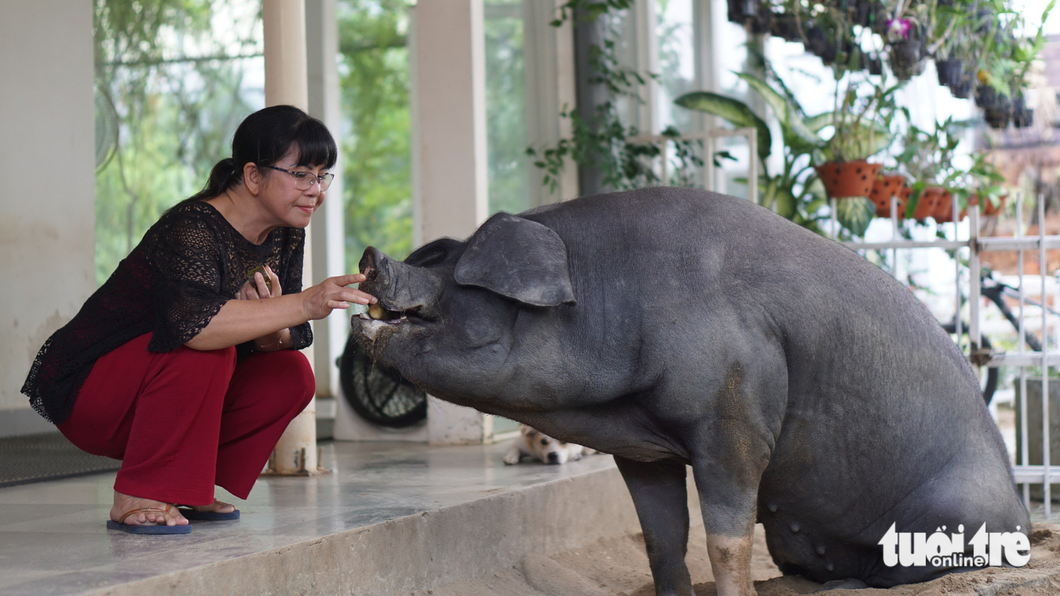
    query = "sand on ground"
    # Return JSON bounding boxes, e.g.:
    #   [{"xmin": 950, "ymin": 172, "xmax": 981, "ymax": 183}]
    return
[{"xmin": 411, "ymin": 521, "xmax": 1060, "ymax": 596}]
